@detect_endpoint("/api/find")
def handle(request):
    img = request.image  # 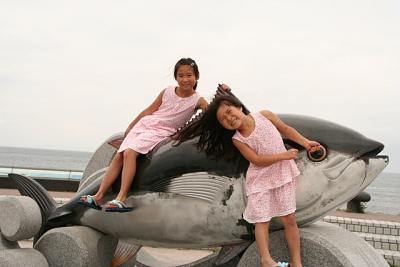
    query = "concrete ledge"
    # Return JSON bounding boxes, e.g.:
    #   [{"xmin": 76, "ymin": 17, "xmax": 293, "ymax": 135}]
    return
[
  {"xmin": 356, "ymin": 232, "xmax": 400, "ymax": 251},
  {"xmin": 0, "ymin": 176, "xmax": 79, "ymax": 192},
  {"xmin": 376, "ymin": 249, "xmax": 400, "ymax": 266},
  {"xmin": 324, "ymin": 214, "xmax": 400, "ymax": 264},
  {"xmin": 324, "ymin": 215, "xmax": 400, "ymax": 235}
]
